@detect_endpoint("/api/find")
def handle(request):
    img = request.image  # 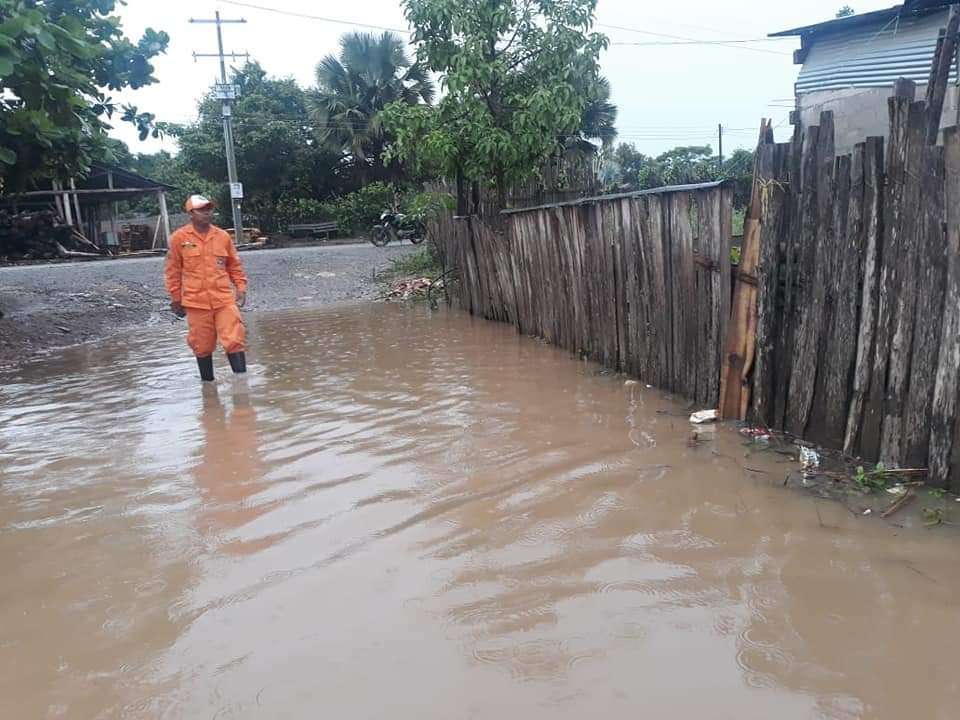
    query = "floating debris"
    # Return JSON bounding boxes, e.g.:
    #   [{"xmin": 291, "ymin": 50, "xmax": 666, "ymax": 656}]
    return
[
  {"xmin": 689, "ymin": 409, "xmax": 718, "ymax": 424},
  {"xmin": 798, "ymin": 446, "xmax": 821, "ymax": 470},
  {"xmin": 739, "ymin": 426, "xmax": 772, "ymax": 442},
  {"xmin": 386, "ymin": 277, "xmax": 436, "ymax": 301}
]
